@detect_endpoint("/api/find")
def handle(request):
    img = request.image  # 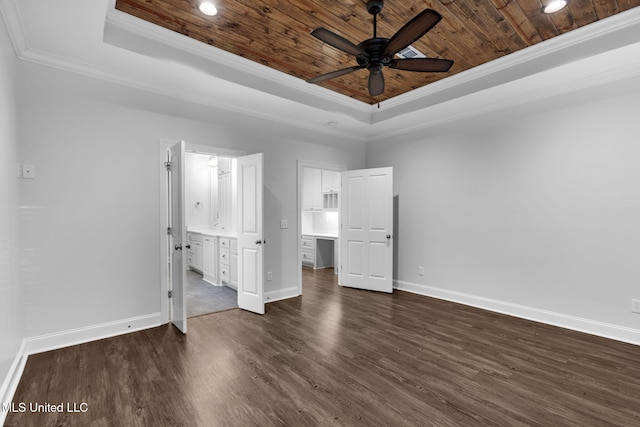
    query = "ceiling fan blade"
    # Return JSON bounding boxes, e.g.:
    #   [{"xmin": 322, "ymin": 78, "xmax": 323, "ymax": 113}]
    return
[
  {"xmin": 389, "ymin": 58, "xmax": 453, "ymax": 72},
  {"xmin": 306, "ymin": 66, "xmax": 365, "ymax": 84},
  {"xmin": 383, "ymin": 9, "xmax": 442, "ymax": 58},
  {"xmin": 311, "ymin": 28, "xmax": 369, "ymax": 58},
  {"xmin": 368, "ymin": 68, "xmax": 385, "ymax": 97}
]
